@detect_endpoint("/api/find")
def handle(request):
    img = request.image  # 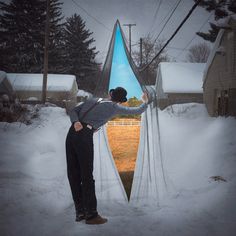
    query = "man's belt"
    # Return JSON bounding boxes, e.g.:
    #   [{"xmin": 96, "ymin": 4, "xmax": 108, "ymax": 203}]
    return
[
  {"xmin": 81, "ymin": 122, "xmax": 96, "ymax": 131},
  {"xmin": 86, "ymin": 124, "xmax": 94, "ymax": 130}
]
